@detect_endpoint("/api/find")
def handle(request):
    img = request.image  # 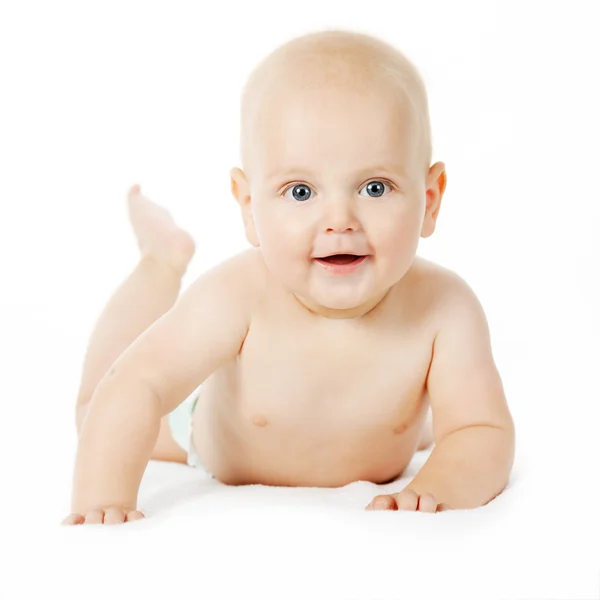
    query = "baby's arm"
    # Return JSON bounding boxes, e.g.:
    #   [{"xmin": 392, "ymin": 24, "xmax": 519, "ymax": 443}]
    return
[
  {"xmin": 66, "ymin": 251, "xmax": 255, "ymax": 523},
  {"xmin": 367, "ymin": 273, "xmax": 515, "ymax": 512},
  {"xmin": 397, "ymin": 276, "xmax": 515, "ymax": 510}
]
